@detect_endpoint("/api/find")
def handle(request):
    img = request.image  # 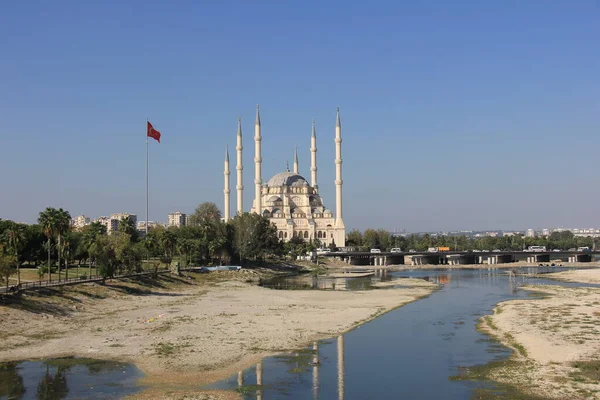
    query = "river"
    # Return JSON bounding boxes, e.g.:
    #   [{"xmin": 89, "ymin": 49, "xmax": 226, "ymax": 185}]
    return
[{"xmin": 208, "ymin": 267, "xmax": 598, "ymax": 399}]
